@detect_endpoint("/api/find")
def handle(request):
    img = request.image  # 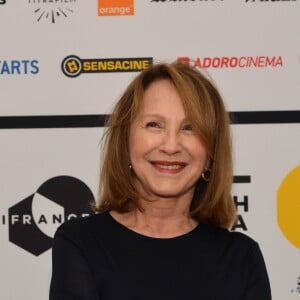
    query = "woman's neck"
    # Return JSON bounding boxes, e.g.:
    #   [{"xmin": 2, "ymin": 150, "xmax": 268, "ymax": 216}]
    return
[{"xmin": 110, "ymin": 199, "xmax": 198, "ymax": 238}]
